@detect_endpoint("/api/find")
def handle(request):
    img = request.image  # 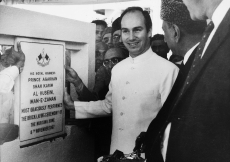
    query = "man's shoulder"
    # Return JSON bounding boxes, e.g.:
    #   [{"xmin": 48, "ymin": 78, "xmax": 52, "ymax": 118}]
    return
[{"xmin": 150, "ymin": 52, "xmax": 178, "ymax": 70}]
